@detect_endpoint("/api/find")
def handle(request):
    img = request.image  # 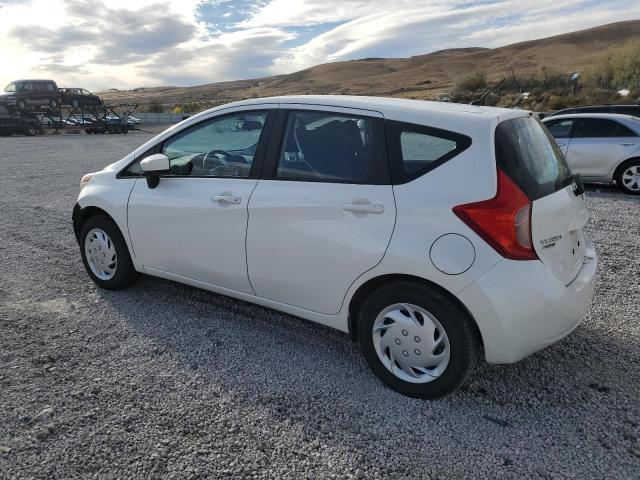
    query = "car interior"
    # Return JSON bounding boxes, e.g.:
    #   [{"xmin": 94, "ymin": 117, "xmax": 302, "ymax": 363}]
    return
[{"xmin": 278, "ymin": 113, "xmax": 373, "ymax": 182}]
